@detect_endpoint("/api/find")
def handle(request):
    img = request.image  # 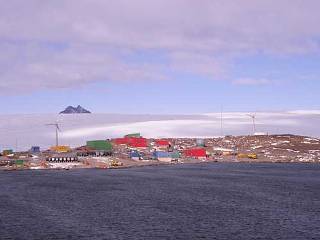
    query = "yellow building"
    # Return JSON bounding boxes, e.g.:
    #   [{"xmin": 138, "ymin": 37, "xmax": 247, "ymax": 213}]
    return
[{"xmin": 50, "ymin": 146, "xmax": 72, "ymax": 153}]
